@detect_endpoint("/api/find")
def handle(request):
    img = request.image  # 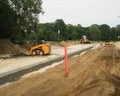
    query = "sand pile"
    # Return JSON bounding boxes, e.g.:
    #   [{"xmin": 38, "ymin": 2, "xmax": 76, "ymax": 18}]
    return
[
  {"xmin": 115, "ymin": 42, "xmax": 120, "ymax": 48},
  {"xmin": 0, "ymin": 39, "xmax": 29, "ymax": 55},
  {"xmin": 15, "ymin": 45, "xmax": 29, "ymax": 55},
  {"xmin": 0, "ymin": 45, "xmax": 120, "ymax": 96},
  {"xmin": 0, "ymin": 39, "xmax": 19, "ymax": 54},
  {"xmin": 71, "ymin": 46, "xmax": 120, "ymax": 96},
  {"xmin": 59, "ymin": 41, "xmax": 70, "ymax": 47},
  {"xmin": 67, "ymin": 40, "xmax": 78, "ymax": 45},
  {"xmin": 59, "ymin": 41, "xmax": 78, "ymax": 47}
]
